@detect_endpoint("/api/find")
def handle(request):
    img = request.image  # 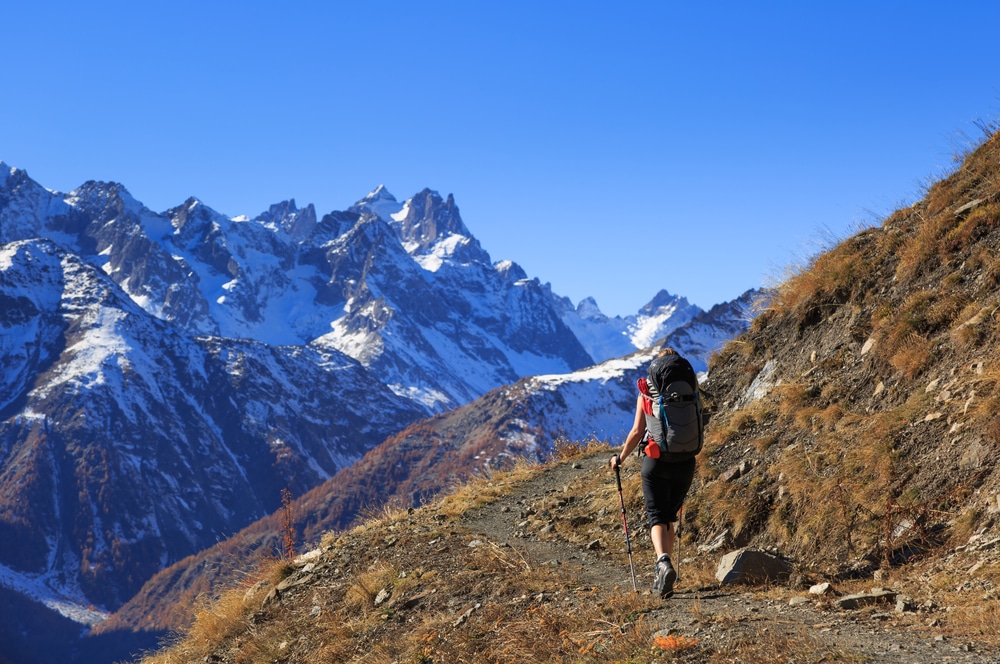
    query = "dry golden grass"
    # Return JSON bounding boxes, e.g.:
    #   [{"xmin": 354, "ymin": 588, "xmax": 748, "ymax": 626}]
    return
[
  {"xmin": 888, "ymin": 332, "xmax": 933, "ymax": 378},
  {"xmin": 551, "ymin": 435, "xmax": 610, "ymax": 461},
  {"xmin": 139, "ymin": 447, "xmax": 691, "ymax": 664},
  {"xmin": 984, "ymin": 255, "xmax": 1000, "ymax": 292},
  {"xmin": 771, "ymin": 237, "xmax": 873, "ymax": 325},
  {"xmin": 751, "ymin": 434, "xmax": 777, "ymax": 454},
  {"xmin": 943, "ymin": 201, "xmax": 1000, "ymax": 253},
  {"xmin": 693, "ymin": 378, "xmax": 956, "ymax": 571},
  {"xmin": 140, "ymin": 560, "xmax": 280, "ymax": 664},
  {"xmin": 705, "ymin": 620, "xmax": 863, "ymax": 663},
  {"xmin": 896, "ymin": 213, "xmax": 953, "ymax": 283},
  {"xmin": 434, "ymin": 454, "xmax": 543, "ymax": 518}
]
